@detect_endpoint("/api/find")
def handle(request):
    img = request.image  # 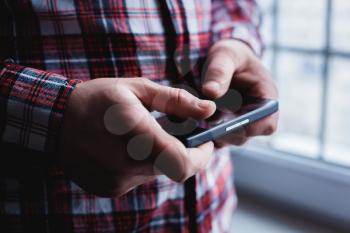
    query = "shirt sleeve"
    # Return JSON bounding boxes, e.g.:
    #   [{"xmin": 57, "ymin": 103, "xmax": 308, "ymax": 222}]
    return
[
  {"xmin": 211, "ymin": 0, "xmax": 263, "ymax": 56},
  {"xmin": 0, "ymin": 60, "xmax": 81, "ymax": 153}
]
